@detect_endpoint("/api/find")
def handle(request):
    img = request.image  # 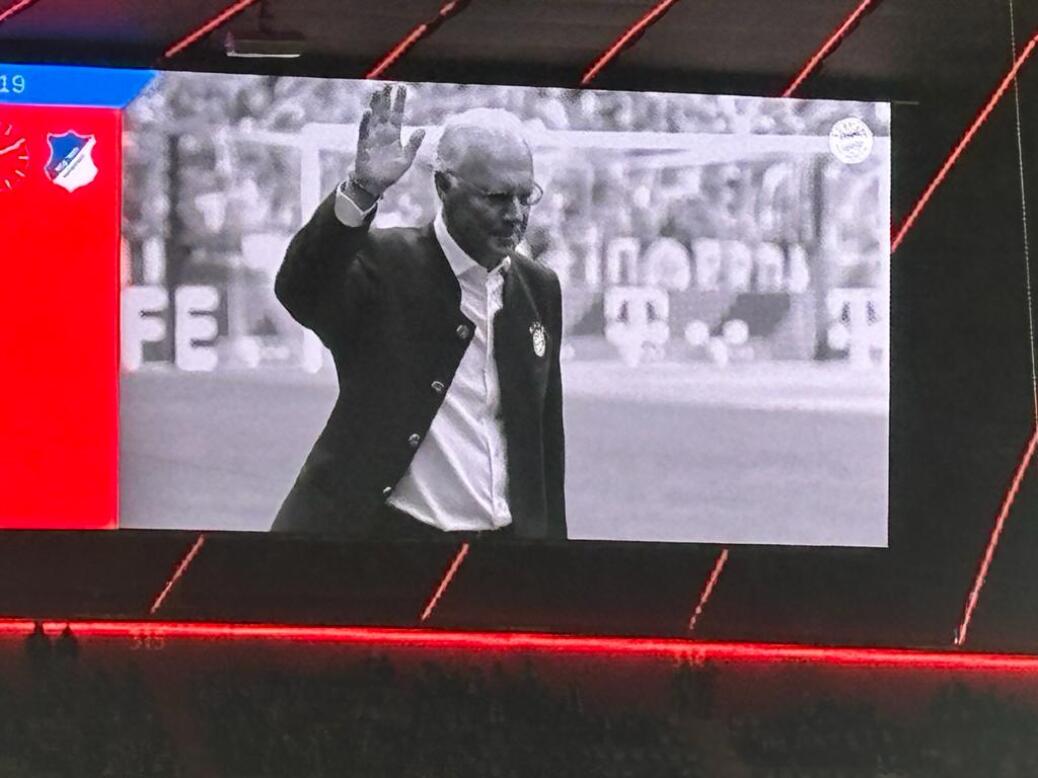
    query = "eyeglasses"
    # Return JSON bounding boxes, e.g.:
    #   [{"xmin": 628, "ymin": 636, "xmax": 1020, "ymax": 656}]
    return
[{"xmin": 443, "ymin": 171, "xmax": 543, "ymax": 207}]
